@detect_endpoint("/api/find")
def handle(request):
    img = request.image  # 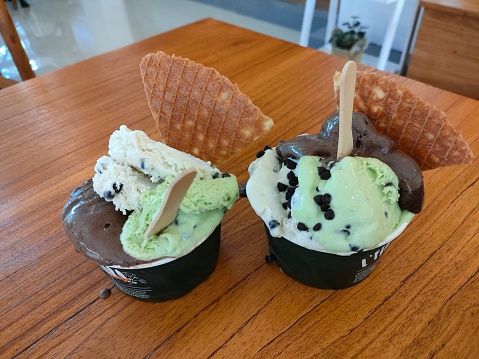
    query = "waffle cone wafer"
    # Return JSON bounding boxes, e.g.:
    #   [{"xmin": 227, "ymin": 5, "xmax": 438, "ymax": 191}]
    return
[
  {"xmin": 140, "ymin": 51, "xmax": 274, "ymax": 165},
  {"xmin": 333, "ymin": 71, "xmax": 474, "ymax": 170}
]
